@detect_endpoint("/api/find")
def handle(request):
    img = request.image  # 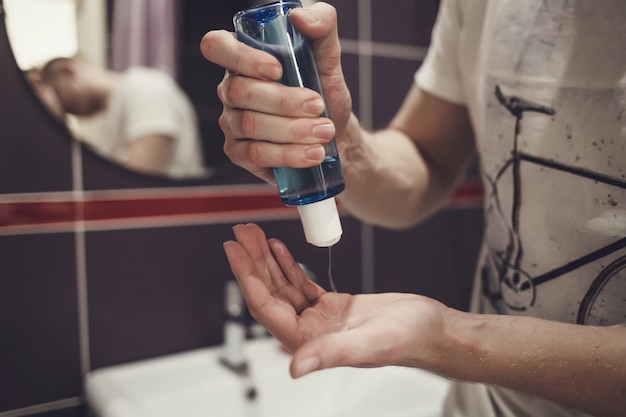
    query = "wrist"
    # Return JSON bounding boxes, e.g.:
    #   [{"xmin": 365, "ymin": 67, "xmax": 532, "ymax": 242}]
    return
[
  {"xmin": 336, "ymin": 113, "xmax": 374, "ymax": 171},
  {"xmin": 420, "ymin": 308, "xmax": 486, "ymax": 380}
]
